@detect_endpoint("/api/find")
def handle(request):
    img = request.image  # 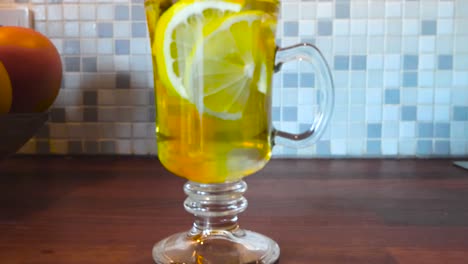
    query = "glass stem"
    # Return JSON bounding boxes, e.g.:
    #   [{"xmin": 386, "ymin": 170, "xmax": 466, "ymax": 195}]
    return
[{"xmin": 184, "ymin": 180, "xmax": 248, "ymax": 236}]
